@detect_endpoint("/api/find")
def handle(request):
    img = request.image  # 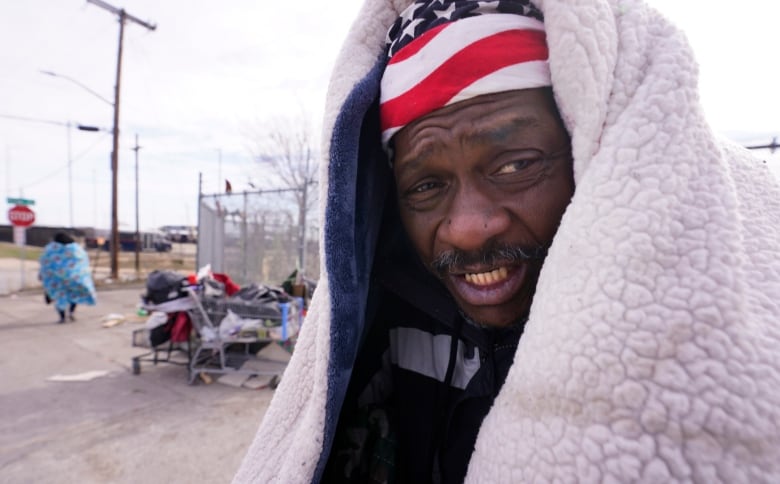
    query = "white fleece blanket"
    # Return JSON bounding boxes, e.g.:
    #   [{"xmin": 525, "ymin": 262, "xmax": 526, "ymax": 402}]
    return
[{"xmin": 234, "ymin": 0, "xmax": 780, "ymax": 482}]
